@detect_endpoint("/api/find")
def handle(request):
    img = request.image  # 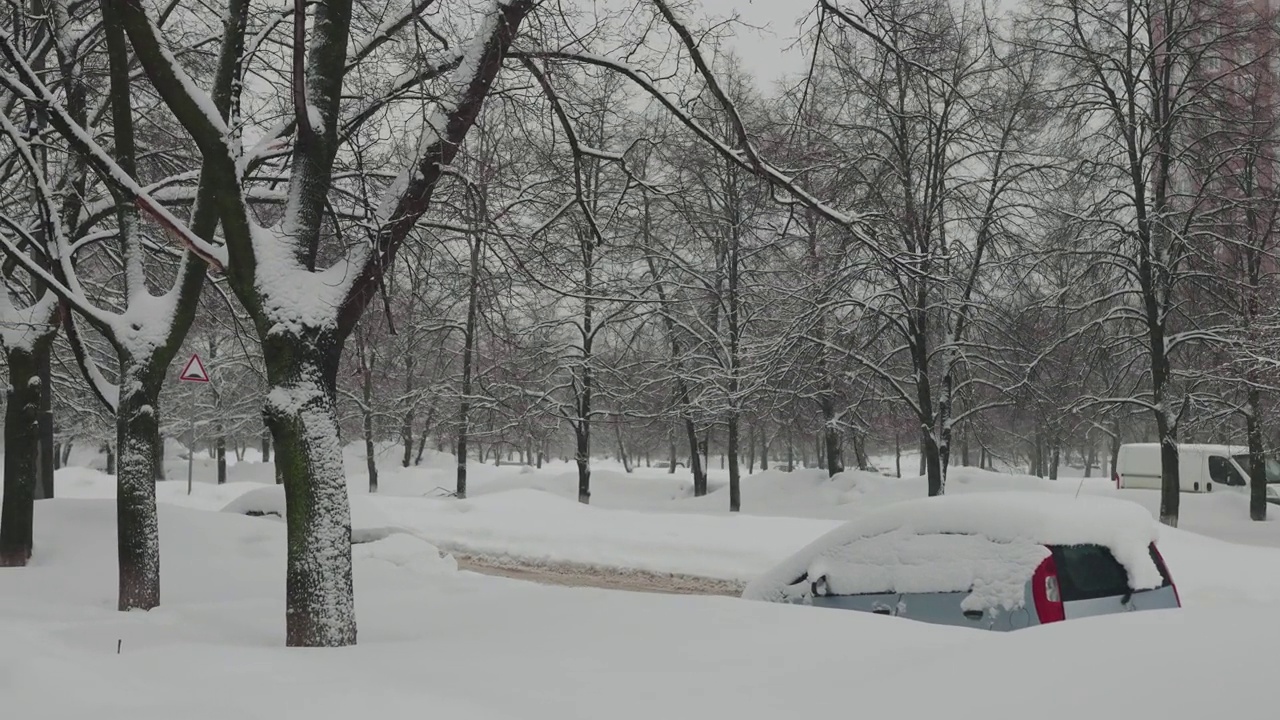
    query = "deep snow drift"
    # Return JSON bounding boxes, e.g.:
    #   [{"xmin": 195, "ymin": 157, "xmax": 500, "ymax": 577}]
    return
[{"xmin": 2, "ymin": 497, "xmax": 1279, "ymax": 719}]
